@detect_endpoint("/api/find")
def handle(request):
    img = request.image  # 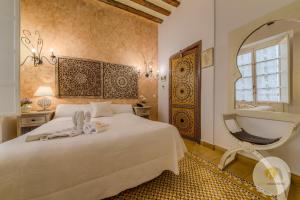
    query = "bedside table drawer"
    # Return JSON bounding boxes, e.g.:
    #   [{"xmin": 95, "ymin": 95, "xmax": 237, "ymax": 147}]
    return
[
  {"xmin": 21, "ymin": 116, "xmax": 46, "ymax": 126},
  {"xmin": 133, "ymin": 106, "xmax": 152, "ymax": 119},
  {"xmin": 17, "ymin": 111, "xmax": 54, "ymax": 136},
  {"xmin": 135, "ymin": 109, "xmax": 150, "ymax": 116}
]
